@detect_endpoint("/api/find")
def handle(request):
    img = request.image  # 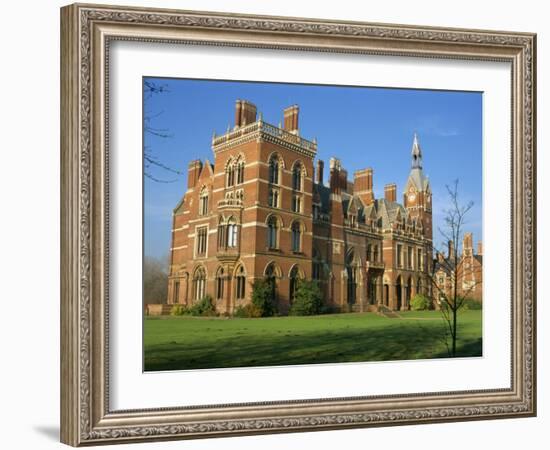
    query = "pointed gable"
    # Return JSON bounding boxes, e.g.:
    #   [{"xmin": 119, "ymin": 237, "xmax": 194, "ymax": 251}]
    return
[{"xmin": 198, "ymin": 158, "xmax": 215, "ymax": 182}]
